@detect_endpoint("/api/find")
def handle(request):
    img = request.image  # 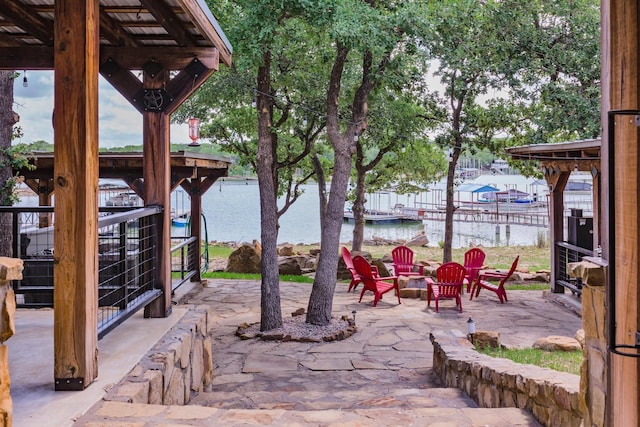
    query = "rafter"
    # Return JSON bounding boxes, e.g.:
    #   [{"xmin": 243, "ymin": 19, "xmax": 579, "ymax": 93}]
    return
[
  {"xmin": 139, "ymin": 0, "xmax": 195, "ymax": 47},
  {"xmin": 0, "ymin": 0, "xmax": 53, "ymax": 45},
  {"xmin": 99, "ymin": 7, "xmax": 139, "ymax": 47}
]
